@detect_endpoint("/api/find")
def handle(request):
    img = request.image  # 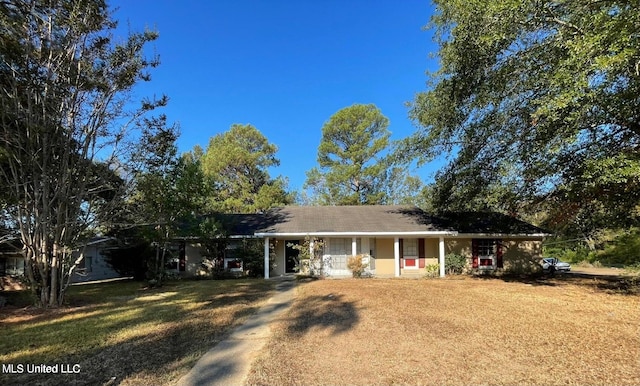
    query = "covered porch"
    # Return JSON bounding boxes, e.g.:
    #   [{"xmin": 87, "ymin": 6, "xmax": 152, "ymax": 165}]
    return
[{"xmin": 258, "ymin": 233, "xmax": 456, "ymax": 279}]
